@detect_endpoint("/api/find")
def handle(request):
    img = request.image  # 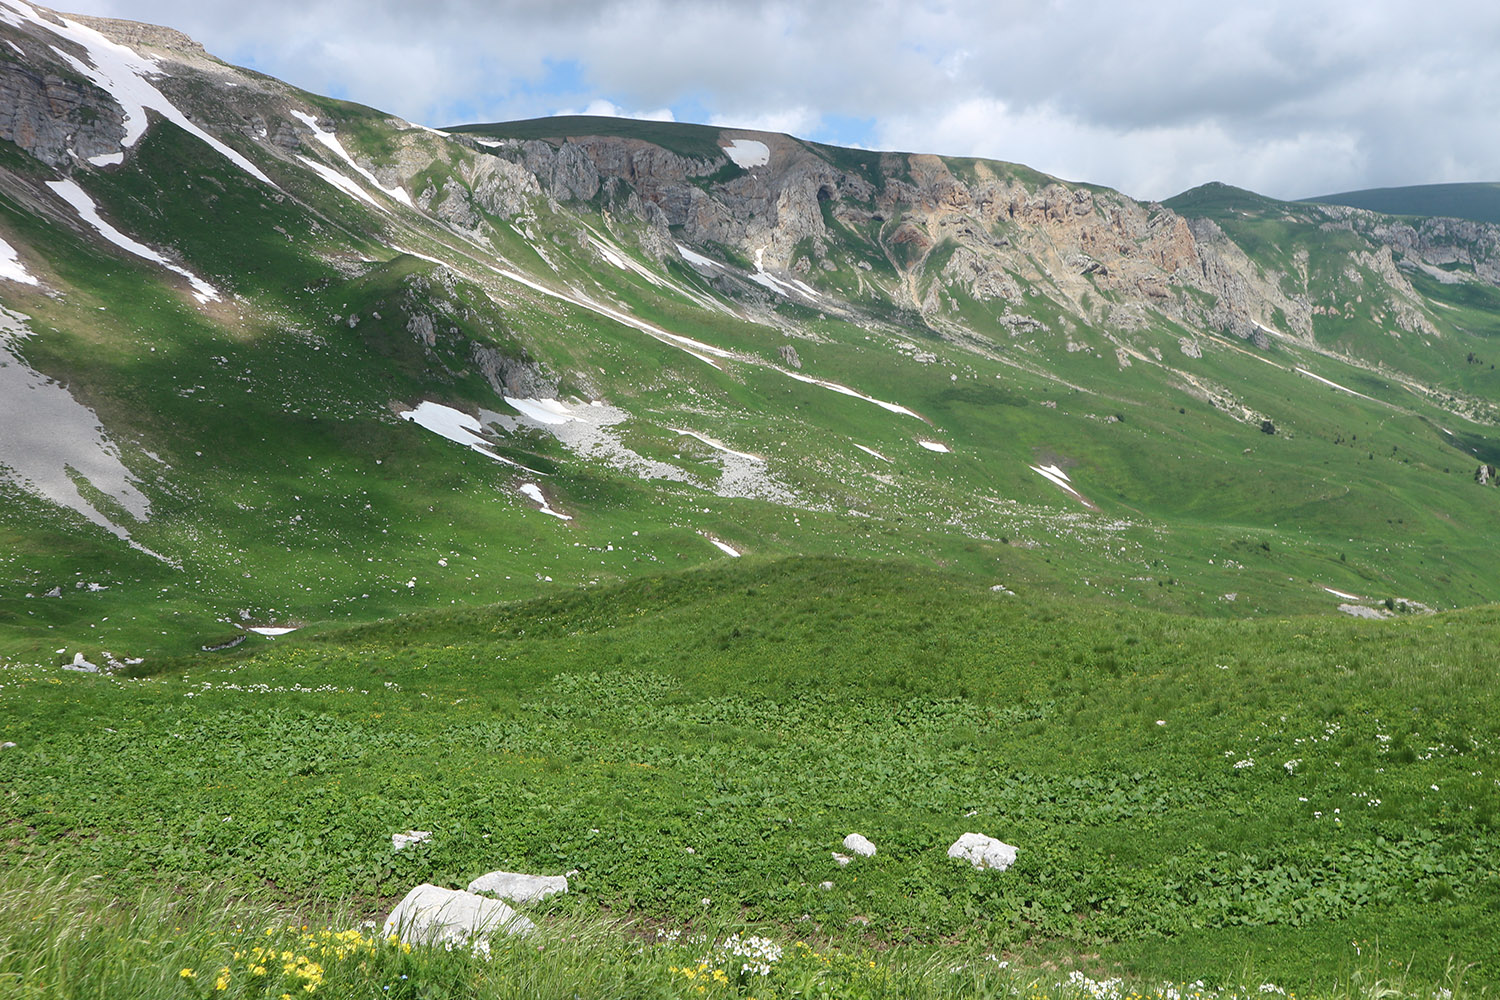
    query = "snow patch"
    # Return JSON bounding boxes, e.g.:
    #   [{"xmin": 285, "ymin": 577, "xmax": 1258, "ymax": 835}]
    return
[
  {"xmin": 675, "ymin": 242, "xmax": 722, "ymax": 270},
  {"xmin": 292, "ymin": 110, "xmax": 412, "ymax": 206},
  {"xmin": 1322, "ymin": 586, "xmax": 1362, "ymax": 602},
  {"xmin": 779, "ymin": 369, "xmax": 922, "ymax": 418},
  {"xmin": 398, "ymin": 400, "xmax": 548, "ymax": 474},
  {"xmin": 46, "ymin": 178, "xmax": 219, "ymax": 302},
  {"xmin": 722, "ymin": 139, "xmax": 770, "ymax": 168},
  {"xmin": 298, "ymin": 155, "xmax": 386, "ymax": 211},
  {"xmin": 703, "ymin": 534, "xmax": 740, "ymax": 557},
  {"xmin": 518, "ymin": 482, "xmax": 571, "ymax": 520},
  {"xmin": 672, "ymin": 427, "xmax": 762, "ymax": 463},
  {"xmin": 750, "ymin": 246, "xmax": 821, "ymax": 298},
  {"xmin": 245, "ymin": 626, "xmax": 299, "ymax": 636},
  {"xmin": 504, "ymin": 396, "xmax": 576, "ymax": 426},
  {"xmin": 0, "ymin": 235, "xmax": 38, "ymax": 285},
  {"xmin": 854, "ymin": 443, "xmax": 891, "ymax": 463},
  {"xmin": 1295, "ymin": 366, "xmax": 1382, "ymax": 404},
  {"xmin": 918, "ymin": 440, "xmax": 950, "ymax": 453},
  {"xmin": 0, "ymin": 1, "xmax": 276, "ymax": 186},
  {"xmin": 87, "ymin": 151, "xmax": 123, "ymax": 167},
  {"xmin": 1030, "ymin": 464, "xmax": 1082, "ymax": 498},
  {"xmin": 0, "ymin": 305, "xmax": 168, "ymax": 560}
]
